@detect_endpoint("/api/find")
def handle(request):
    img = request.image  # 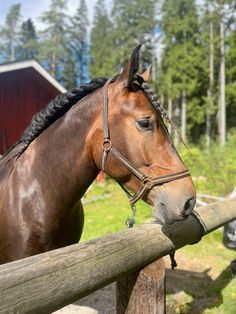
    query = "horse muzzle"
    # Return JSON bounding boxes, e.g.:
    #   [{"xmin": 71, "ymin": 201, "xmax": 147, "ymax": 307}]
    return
[{"xmin": 153, "ymin": 193, "xmax": 196, "ymax": 225}]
